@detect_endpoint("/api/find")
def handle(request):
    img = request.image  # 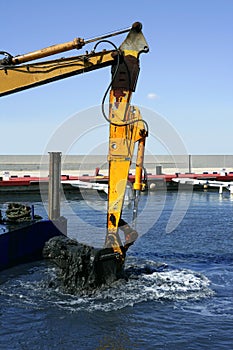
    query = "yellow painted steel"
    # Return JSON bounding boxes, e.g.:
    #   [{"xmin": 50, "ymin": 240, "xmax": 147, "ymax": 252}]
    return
[
  {"xmin": 0, "ymin": 51, "xmax": 115, "ymax": 96},
  {"xmin": 11, "ymin": 38, "xmax": 85, "ymax": 65},
  {"xmin": 134, "ymin": 137, "xmax": 146, "ymax": 191},
  {"xmin": 106, "ymin": 103, "xmax": 147, "ymax": 257}
]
